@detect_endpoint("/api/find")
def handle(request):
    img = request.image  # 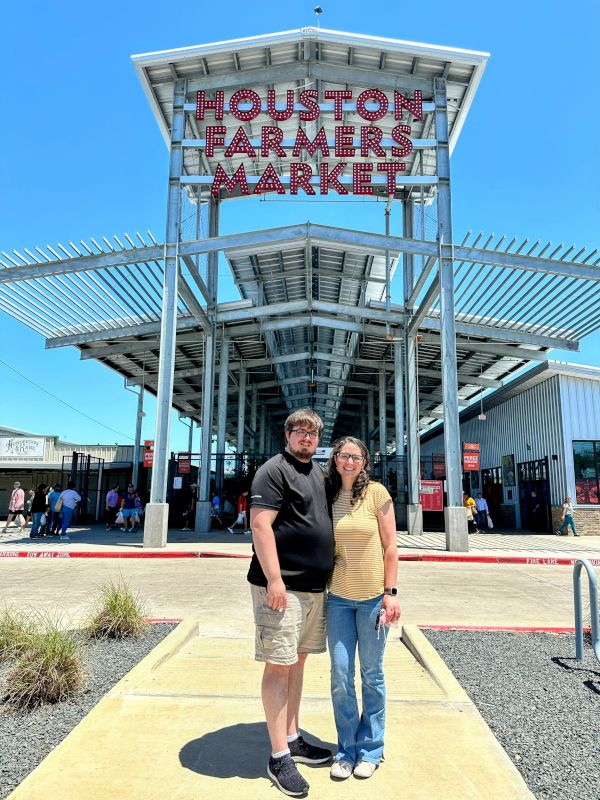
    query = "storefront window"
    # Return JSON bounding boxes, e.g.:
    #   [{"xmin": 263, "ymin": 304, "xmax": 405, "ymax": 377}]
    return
[{"xmin": 573, "ymin": 441, "xmax": 600, "ymax": 504}]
